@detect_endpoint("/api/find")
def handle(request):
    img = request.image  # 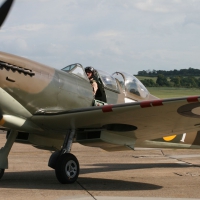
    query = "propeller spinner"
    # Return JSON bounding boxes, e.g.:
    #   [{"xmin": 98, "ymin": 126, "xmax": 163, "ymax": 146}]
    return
[{"xmin": 0, "ymin": 0, "xmax": 14, "ymax": 28}]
